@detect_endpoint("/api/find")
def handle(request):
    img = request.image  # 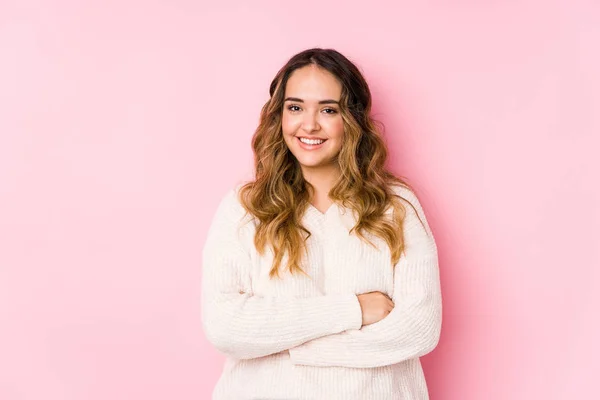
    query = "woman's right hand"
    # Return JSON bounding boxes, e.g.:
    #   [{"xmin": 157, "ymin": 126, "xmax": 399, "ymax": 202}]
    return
[{"xmin": 356, "ymin": 291, "xmax": 395, "ymax": 326}]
